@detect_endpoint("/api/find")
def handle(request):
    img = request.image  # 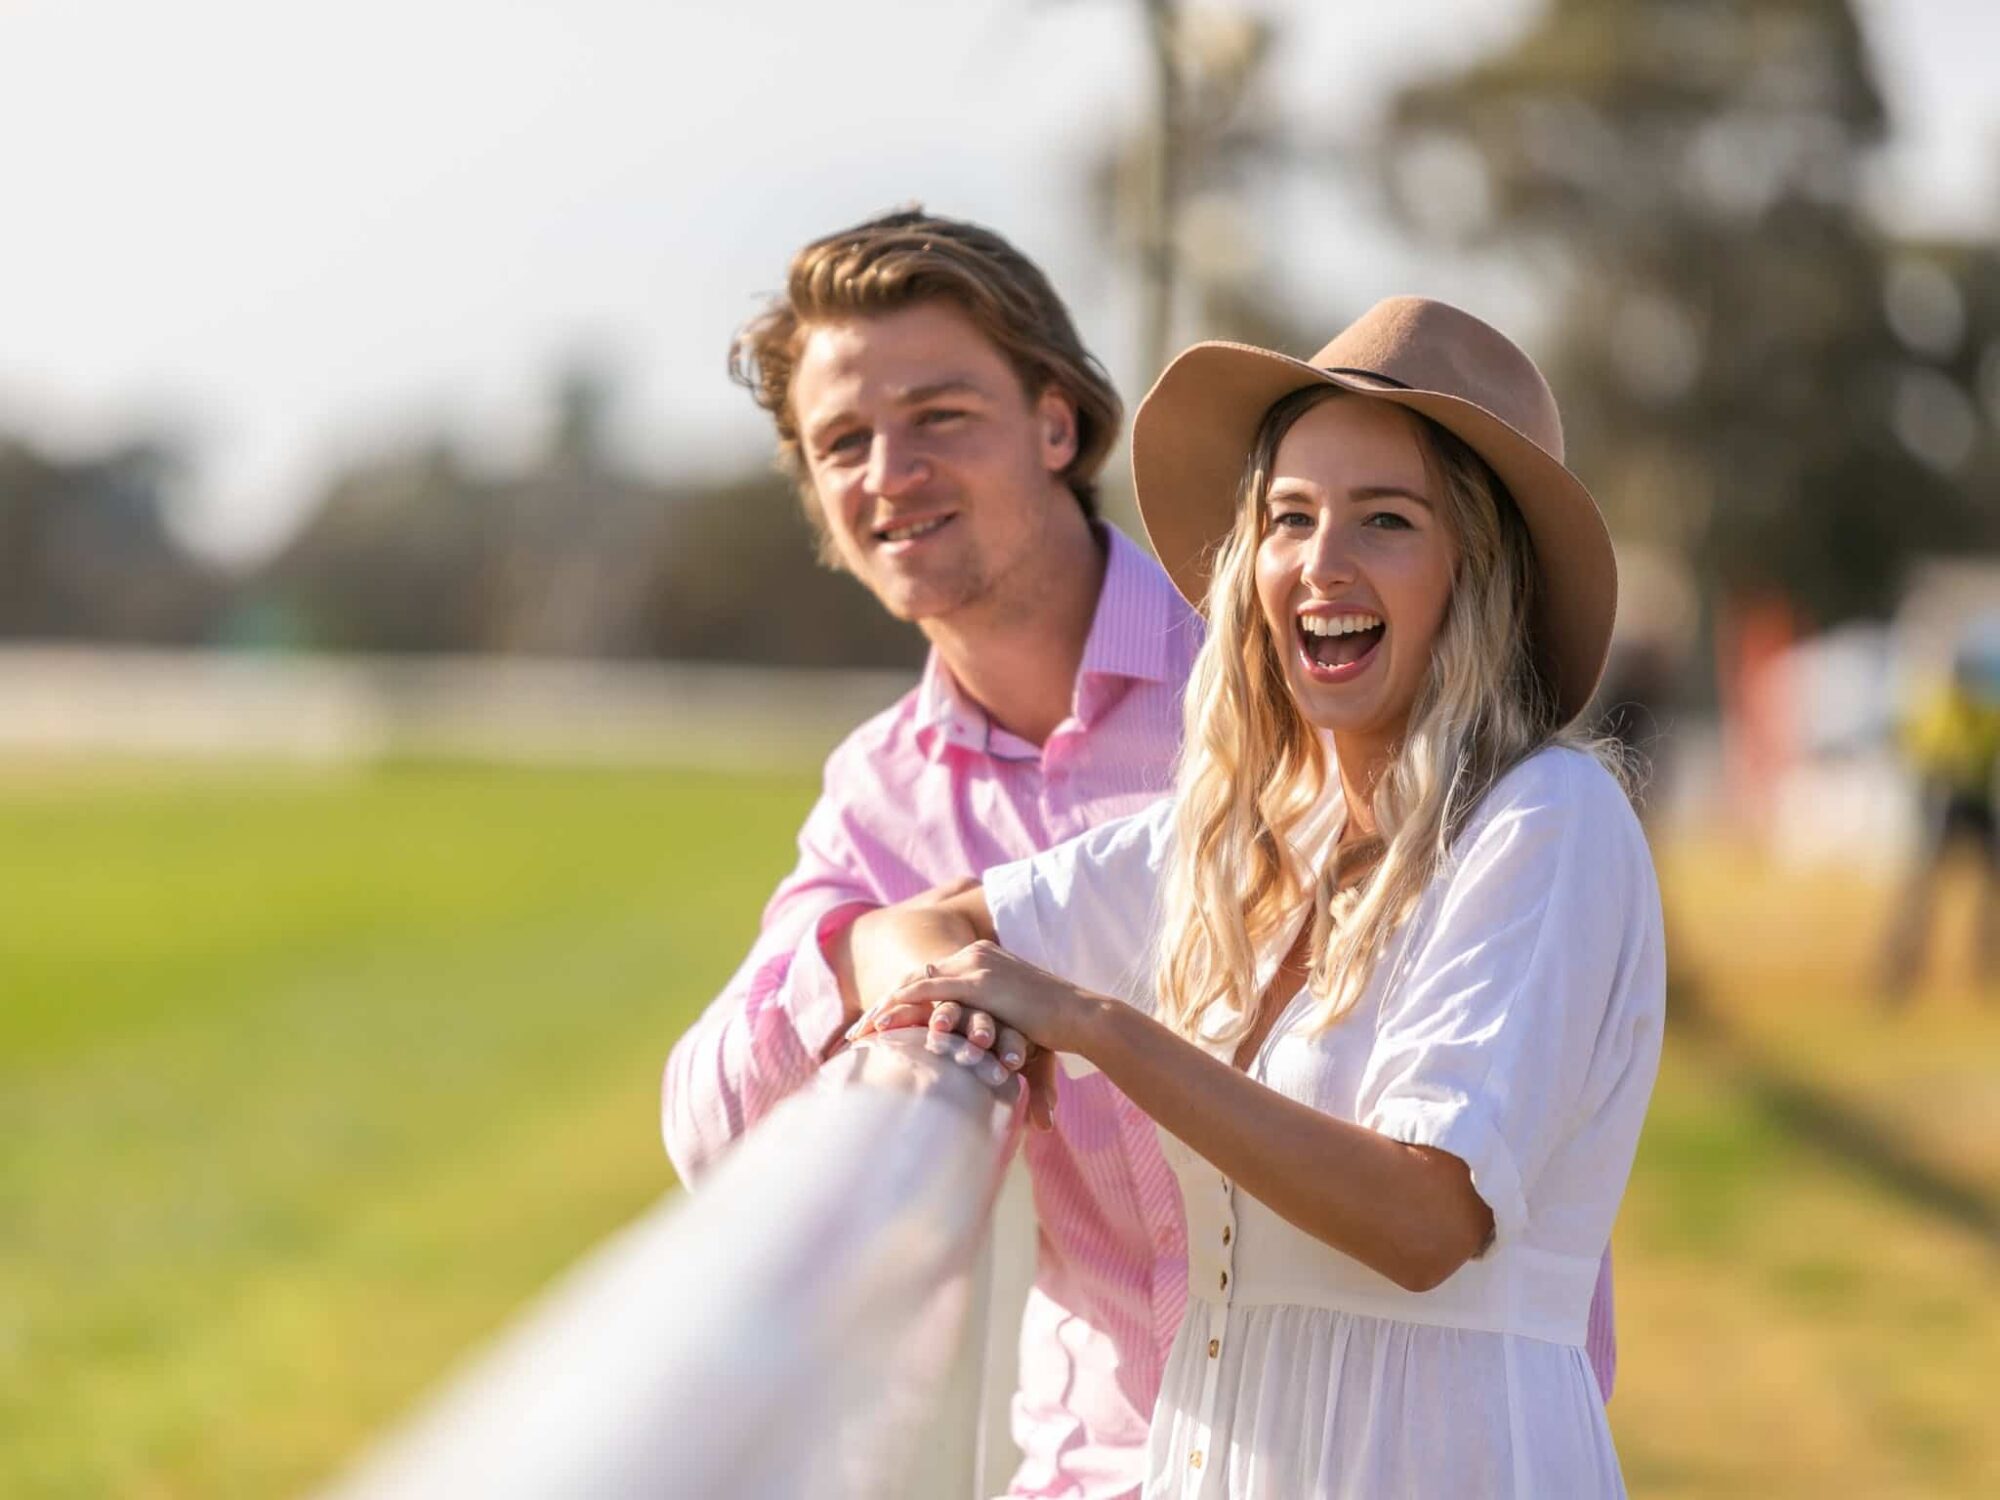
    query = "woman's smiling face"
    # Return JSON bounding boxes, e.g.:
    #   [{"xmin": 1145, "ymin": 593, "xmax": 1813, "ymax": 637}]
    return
[{"xmin": 1254, "ymin": 395, "xmax": 1459, "ymax": 759}]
